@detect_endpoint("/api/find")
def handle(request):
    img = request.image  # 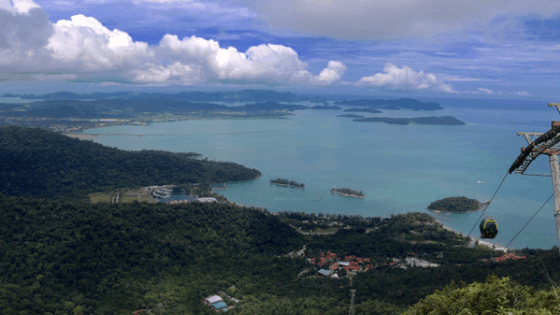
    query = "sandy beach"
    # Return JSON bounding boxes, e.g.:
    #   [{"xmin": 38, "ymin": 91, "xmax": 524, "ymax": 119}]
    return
[{"xmin": 431, "ymin": 215, "xmax": 507, "ymax": 252}]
